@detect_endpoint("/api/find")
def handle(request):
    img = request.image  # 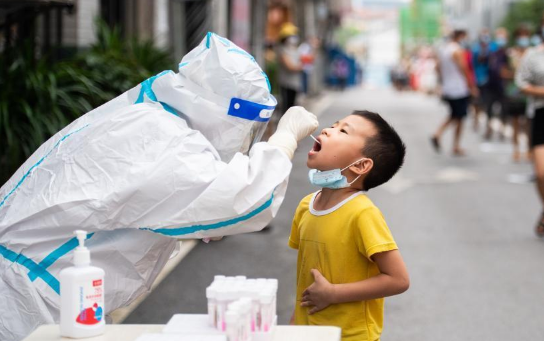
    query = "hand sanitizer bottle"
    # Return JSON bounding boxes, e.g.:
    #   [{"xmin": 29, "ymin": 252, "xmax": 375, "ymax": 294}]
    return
[{"xmin": 60, "ymin": 230, "xmax": 105, "ymax": 338}]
